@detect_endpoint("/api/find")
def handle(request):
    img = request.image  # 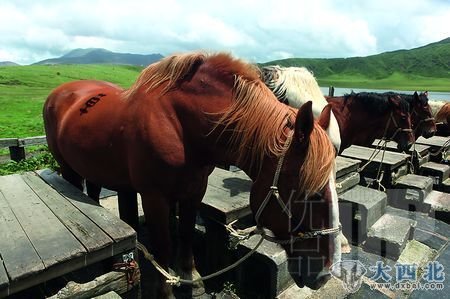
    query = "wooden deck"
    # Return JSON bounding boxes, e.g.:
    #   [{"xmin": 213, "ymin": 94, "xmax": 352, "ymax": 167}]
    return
[{"xmin": 0, "ymin": 170, "xmax": 136, "ymax": 298}]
